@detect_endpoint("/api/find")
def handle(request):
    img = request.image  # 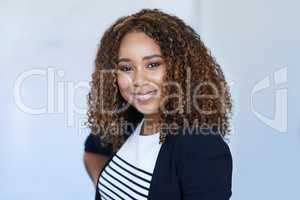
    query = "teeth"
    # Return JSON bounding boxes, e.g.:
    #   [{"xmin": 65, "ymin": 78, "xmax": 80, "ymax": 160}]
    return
[
  {"xmin": 134, "ymin": 90, "xmax": 156, "ymax": 101},
  {"xmin": 138, "ymin": 91, "xmax": 152, "ymax": 95}
]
